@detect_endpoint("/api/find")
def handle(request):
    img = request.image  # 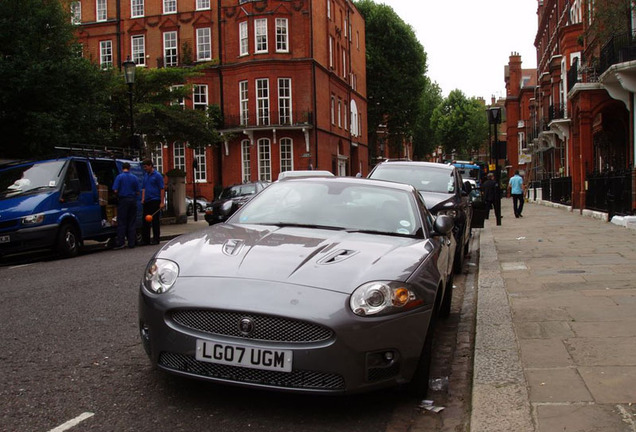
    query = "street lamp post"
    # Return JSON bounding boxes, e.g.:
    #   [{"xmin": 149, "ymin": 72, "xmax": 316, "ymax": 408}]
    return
[
  {"xmin": 122, "ymin": 57, "xmax": 136, "ymax": 153},
  {"xmin": 487, "ymin": 107, "xmax": 502, "ymax": 226},
  {"xmin": 192, "ymin": 158, "xmax": 198, "ymax": 222}
]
